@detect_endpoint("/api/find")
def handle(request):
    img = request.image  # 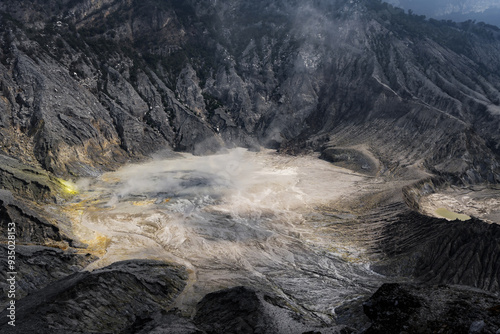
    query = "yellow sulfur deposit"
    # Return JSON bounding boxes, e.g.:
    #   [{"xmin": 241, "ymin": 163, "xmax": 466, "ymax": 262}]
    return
[
  {"xmin": 132, "ymin": 199, "xmax": 156, "ymax": 206},
  {"xmin": 58, "ymin": 179, "xmax": 79, "ymax": 195}
]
